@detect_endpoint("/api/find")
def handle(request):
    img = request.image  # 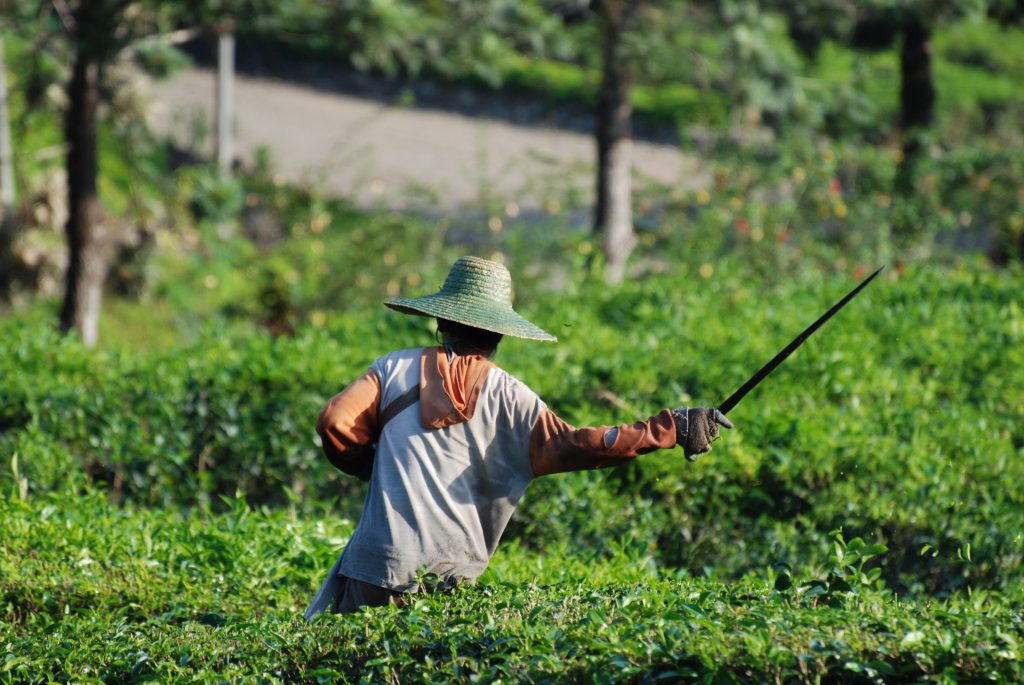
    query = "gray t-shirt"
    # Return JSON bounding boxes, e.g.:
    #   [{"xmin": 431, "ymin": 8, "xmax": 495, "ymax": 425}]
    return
[{"xmin": 338, "ymin": 348, "xmax": 546, "ymax": 592}]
